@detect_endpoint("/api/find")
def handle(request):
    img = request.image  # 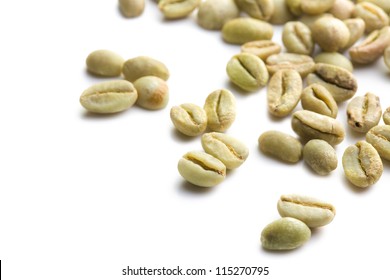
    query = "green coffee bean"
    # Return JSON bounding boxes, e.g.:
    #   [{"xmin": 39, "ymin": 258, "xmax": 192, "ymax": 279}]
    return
[
  {"xmin": 123, "ymin": 56, "xmax": 169, "ymax": 82},
  {"xmin": 266, "ymin": 53, "xmax": 315, "ymax": 77},
  {"xmin": 303, "ymin": 139, "xmax": 338, "ymax": 175},
  {"xmin": 197, "ymin": 0, "xmax": 239, "ymax": 30},
  {"xmin": 201, "ymin": 132, "xmax": 249, "ymax": 169},
  {"xmin": 329, "ymin": 0, "xmax": 355, "ymax": 20},
  {"xmin": 170, "ymin": 103, "xmax": 208, "ymax": 136},
  {"xmin": 270, "ymin": 0, "xmax": 295, "ymax": 24},
  {"xmin": 301, "ymin": 84, "xmax": 338, "ymax": 118},
  {"xmin": 343, "ymin": 18, "xmax": 366, "ymax": 50},
  {"xmin": 241, "ymin": 40, "xmax": 282, "ymax": 60},
  {"xmin": 133, "ymin": 76, "xmax": 169, "ymax": 110},
  {"xmin": 80, "ymin": 80, "xmax": 138, "ymax": 114},
  {"xmin": 261, "ymin": 217, "xmax": 311, "ymax": 250},
  {"xmin": 282, "ymin": 21, "xmax": 313, "ymax": 55},
  {"xmin": 342, "ymin": 141, "xmax": 383, "ymax": 188},
  {"xmin": 235, "ymin": 0, "xmax": 275, "ymax": 21},
  {"xmin": 258, "ymin": 130, "xmax": 302, "ymax": 163},
  {"xmin": 357, "ymin": 0, "xmax": 390, "ymax": 14},
  {"xmin": 86, "ymin": 50, "xmax": 124, "ymax": 77},
  {"xmin": 314, "ymin": 52, "xmax": 353, "ymax": 73},
  {"xmin": 277, "ymin": 194, "xmax": 336, "ymax": 227},
  {"xmin": 204, "ymin": 89, "xmax": 236, "ymax": 132},
  {"xmin": 346, "ymin": 93, "xmax": 382, "ymax": 133},
  {"xmin": 366, "ymin": 125, "xmax": 390, "ymax": 161},
  {"xmin": 226, "ymin": 53, "xmax": 269, "ymax": 92},
  {"xmin": 300, "ymin": 13, "xmax": 334, "ymax": 31},
  {"xmin": 349, "ymin": 26, "xmax": 390, "ymax": 65},
  {"xmin": 384, "ymin": 46, "xmax": 390, "ymax": 70},
  {"xmin": 158, "ymin": 0, "xmax": 200, "ymax": 19},
  {"xmin": 312, "ymin": 17, "xmax": 350, "ymax": 52},
  {"xmin": 119, "ymin": 0, "xmax": 145, "ymax": 18},
  {"xmin": 291, "ymin": 110, "xmax": 345, "ymax": 145},
  {"xmin": 178, "ymin": 151, "xmax": 226, "ymax": 187},
  {"xmin": 383, "ymin": 107, "xmax": 390, "ymax": 125},
  {"xmin": 353, "ymin": 2, "xmax": 389, "ymax": 33},
  {"xmin": 267, "ymin": 69, "xmax": 302, "ymax": 117},
  {"xmin": 222, "ymin": 17, "xmax": 273, "ymax": 44},
  {"xmin": 306, "ymin": 63, "xmax": 357, "ymax": 103}
]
